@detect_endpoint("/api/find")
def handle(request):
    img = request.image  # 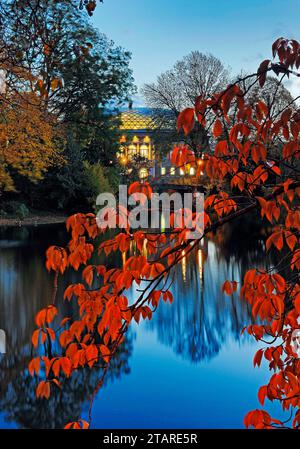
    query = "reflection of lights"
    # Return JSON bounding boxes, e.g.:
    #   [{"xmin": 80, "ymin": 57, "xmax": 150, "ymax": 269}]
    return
[
  {"xmin": 130, "ymin": 241, "xmax": 134, "ymax": 254},
  {"xmin": 142, "ymin": 238, "xmax": 148, "ymax": 258},
  {"xmin": 122, "ymin": 251, "xmax": 127, "ymax": 267},
  {"xmin": 197, "ymin": 249, "xmax": 203, "ymax": 280},
  {"xmin": 181, "ymin": 250, "xmax": 187, "ymax": 282}
]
